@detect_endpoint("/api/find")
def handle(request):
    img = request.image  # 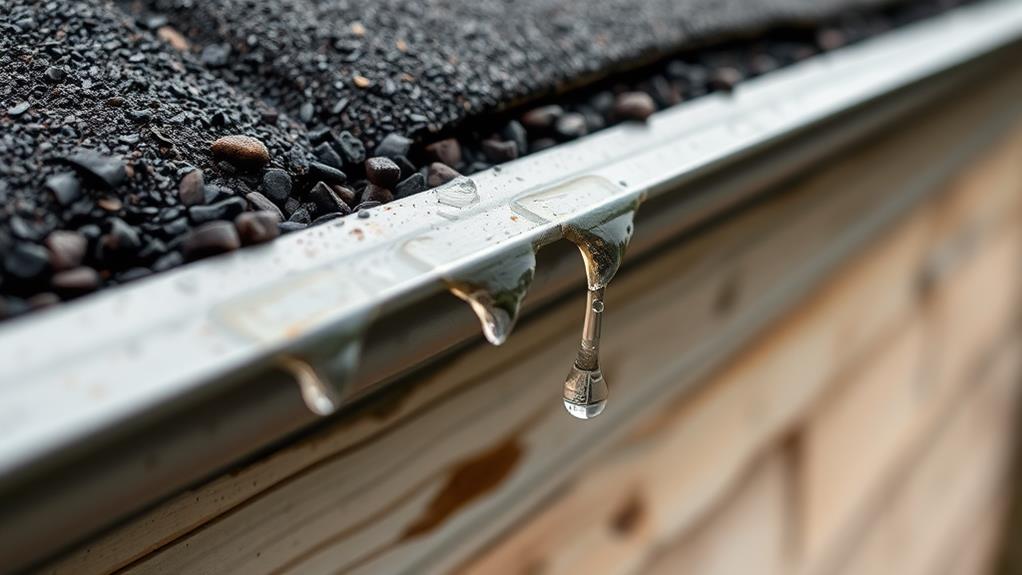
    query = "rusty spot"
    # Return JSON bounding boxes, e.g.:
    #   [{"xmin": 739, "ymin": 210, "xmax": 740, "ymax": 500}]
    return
[
  {"xmin": 610, "ymin": 492, "xmax": 645, "ymax": 536},
  {"xmin": 401, "ymin": 437, "xmax": 523, "ymax": 540}
]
